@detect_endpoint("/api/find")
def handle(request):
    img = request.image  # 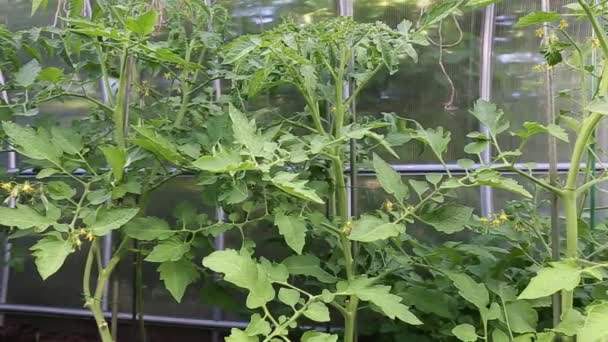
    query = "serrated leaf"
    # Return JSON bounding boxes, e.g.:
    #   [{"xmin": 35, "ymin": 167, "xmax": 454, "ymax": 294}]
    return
[
  {"xmin": 223, "ymin": 36, "xmax": 261, "ymax": 64},
  {"xmin": 124, "ymin": 217, "xmax": 173, "ymax": 241},
  {"xmin": 348, "ymin": 215, "xmax": 404, "ymax": 242},
  {"xmin": 446, "ymin": 272, "xmax": 489, "ymax": 310},
  {"xmin": 512, "ymin": 122, "xmax": 569, "ymax": 143},
  {"xmin": 470, "ymin": 100, "xmax": 509, "ymax": 136},
  {"xmin": 131, "ymin": 126, "xmax": 185, "ymax": 165},
  {"xmin": 518, "ymin": 262, "xmax": 580, "ymax": 300},
  {"xmin": 466, "ymin": 0, "xmax": 502, "ymax": 7},
  {"xmin": 192, "ymin": 148, "xmax": 256, "ymax": 173},
  {"xmin": 414, "ymin": 127, "xmax": 451, "ymax": 163},
  {"xmin": 158, "ymin": 259, "xmax": 199, "ymax": 302},
  {"xmin": 15, "ymin": 59, "xmax": 41, "ymax": 87},
  {"xmin": 420, "ymin": 0, "xmax": 464, "ymax": 28},
  {"xmin": 471, "ymin": 169, "xmax": 532, "ymax": 198},
  {"xmin": 515, "ymin": 11, "xmax": 561, "ymax": 28},
  {"xmin": 301, "ymin": 331, "xmax": 338, "ymax": 342},
  {"xmin": 30, "ymin": 234, "xmax": 74, "ymax": 280},
  {"xmin": 275, "ymin": 213, "xmax": 307, "ymax": 254},
  {"xmin": 0, "ymin": 205, "xmax": 56, "ymax": 230},
  {"xmin": 88, "ymin": 208, "xmax": 139, "ymax": 236},
  {"xmin": 51, "ymin": 126, "xmax": 83, "ymax": 155},
  {"xmin": 99, "ymin": 146, "xmax": 126, "ymax": 182},
  {"xmin": 452, "ymin": 324, "xmax": 477, "ymax": 341},
  {"xmin": 303, "ymin": 302, "xmax": 330, "ymax": 322},
  {"xmin": 421, "ymin": 204, "xmax": 473, "ymax": 234},
  {"xmin": 38, "ymin": 67, "xmax": 64, "ymax": 83},
  {"xmin": 229, "ymin": 104, "xmax": 270, "ymax": 158},
  {"xmin": 203, "ymin": 249, "xmax": 274, "ymax": 309},
  {"xmin": 271, "ymin": 172, "xmax": 324, "ymax": 204},
  {"xmin": 2, "ymin": 122, "xmax": 62, "ymax": 163},
  {"xmin": 282, "ymin": 255, "xmax": 336, "ymax": 283},
  {"xmin": 409, "ymin": 179, "xmax": 429, "ymax": 199},
  {"xmin": 146, "ymin": 238, "xmax": 190, "ymax": 262},
  {"xmin": 126, "ymin": 10, "xmax": 157, "ymax": 35},
  {"xmin": 373, "ymin": 153, "xmax": 408, "ymax": 202}
]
